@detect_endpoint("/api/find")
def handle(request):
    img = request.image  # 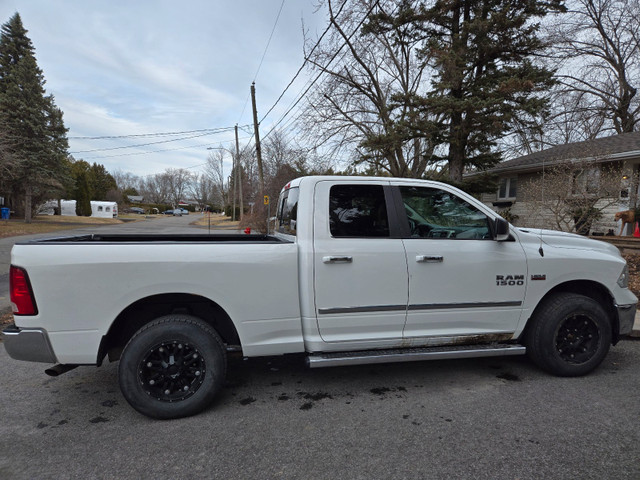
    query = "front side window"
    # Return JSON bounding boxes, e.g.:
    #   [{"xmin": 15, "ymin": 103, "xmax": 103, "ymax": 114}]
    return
[
  {"xmin": 400, "ymin": 186, "xmax": 490, "ymax": 239},
  {"xmin": 329, "ymin": 184, "xmax": 389, "ymax": 238}
]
